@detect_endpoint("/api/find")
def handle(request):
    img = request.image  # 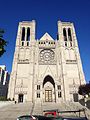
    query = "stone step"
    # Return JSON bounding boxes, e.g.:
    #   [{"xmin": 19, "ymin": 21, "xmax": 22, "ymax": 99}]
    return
[{"xmin": 32, "ymin": 102, "xmax": 43, "ymax": 115}]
